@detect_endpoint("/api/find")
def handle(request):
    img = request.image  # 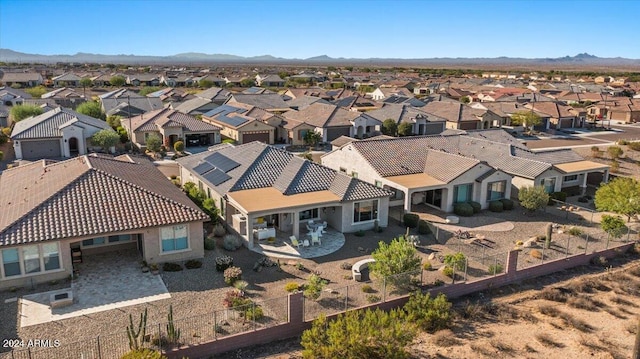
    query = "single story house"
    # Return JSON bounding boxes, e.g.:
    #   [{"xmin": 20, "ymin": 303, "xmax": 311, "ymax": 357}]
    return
[
  {"xmin": 322, "ymin": 129, "xmax": 609, "ymax": 213},
  {"xmin": 0, "ymin": 154, "xmax": 209, "ymax": 290},
  {"xmin": 172, "ymin": 87, "xmax": 230, "ymax": 115},
  {"xmin": 283, "ymin": 102, "xmax": 381, "ymax": 141},
  {"xmin": 366, "ymin": 103, "xmax": 446, "ymax": 136},
  {"xmin": 0, "ymin": 72, "xmax": 43, "ymax": 87},
  {"xmin": 99, "ymin": 88, "xmax": 164, "ymax": 117},
  {"xmin": 122, "ymin": 108, "xmax": 222, "ymax": 148},
  {"xmin": 201, "ymin": 104, "xmax": 276, "ymax": 144},
  {"xmin": 422, "ymin": 101, "xmax": 504, "ymax": 130},
  {"xmin": 52, "ymin": 73, "xmax": 82, "ymax": 87},
  {"xmin": 11, "ymin": 107, "xmax": 114, "ymax": 160},
  {"xmin": 176, "ymin": 142, "xmax": 391, "ymax": 248}
]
